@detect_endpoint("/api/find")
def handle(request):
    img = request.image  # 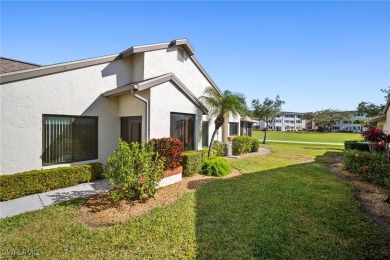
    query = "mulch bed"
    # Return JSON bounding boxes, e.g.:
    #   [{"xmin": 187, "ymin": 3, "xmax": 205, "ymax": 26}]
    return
[
  {"xmin": 78, "ymin": 148, "xmax": 390, "ymax": 240},
  {"xmin": 77, "ymin": 170, "xmax": 242, "ymax": 228},
  {"xmin": 78, "ymin": 148, "xmax": 272, "ymax": 228},
  {"xmin": 328, "ymin": 155, "xmax": 390, "ymax": 232}
]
